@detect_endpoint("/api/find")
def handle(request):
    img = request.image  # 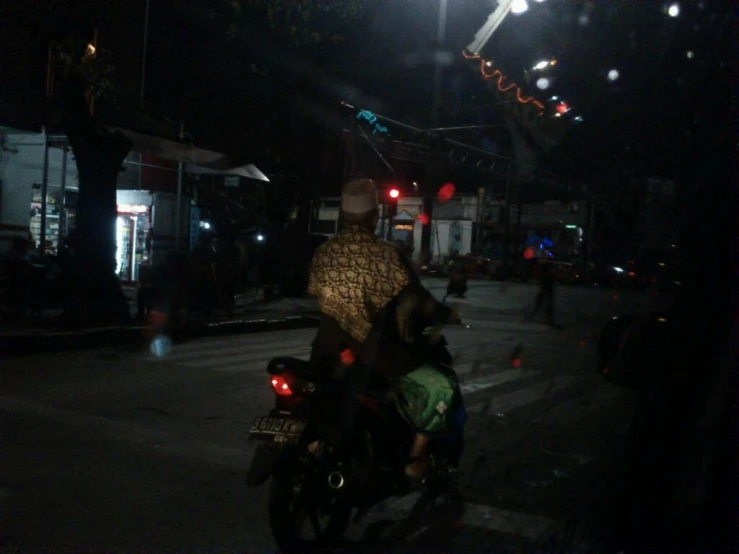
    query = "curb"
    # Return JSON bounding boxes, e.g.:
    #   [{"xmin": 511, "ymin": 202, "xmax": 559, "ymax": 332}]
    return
[{"xmin": 0, "ymin": 315, "xmax": 320, "ymax": 357}]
